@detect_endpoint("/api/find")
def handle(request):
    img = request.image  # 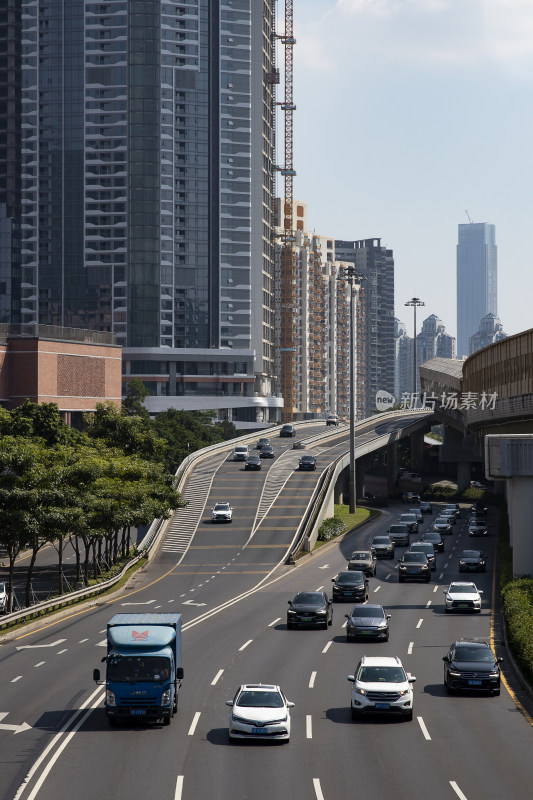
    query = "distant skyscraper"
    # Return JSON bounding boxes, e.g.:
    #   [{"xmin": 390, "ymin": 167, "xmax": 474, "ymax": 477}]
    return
[
  {"xmin": 394, "ymin": 318, "xmax": 413, "ymax": 400},
  {"xmin": 0, "ymin": 1, "xmax": 280, "ymax": 426},
  {"xmin": 335, "ymin": 238, "xmax": 395, "ymax": 417},
  {"xmin": 456, "ymin": 222, "xmax": 497, "ymax": 358},
  {"xmin": 469, "ymin": 313, "xmax": 507, "ymax": 355}
]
